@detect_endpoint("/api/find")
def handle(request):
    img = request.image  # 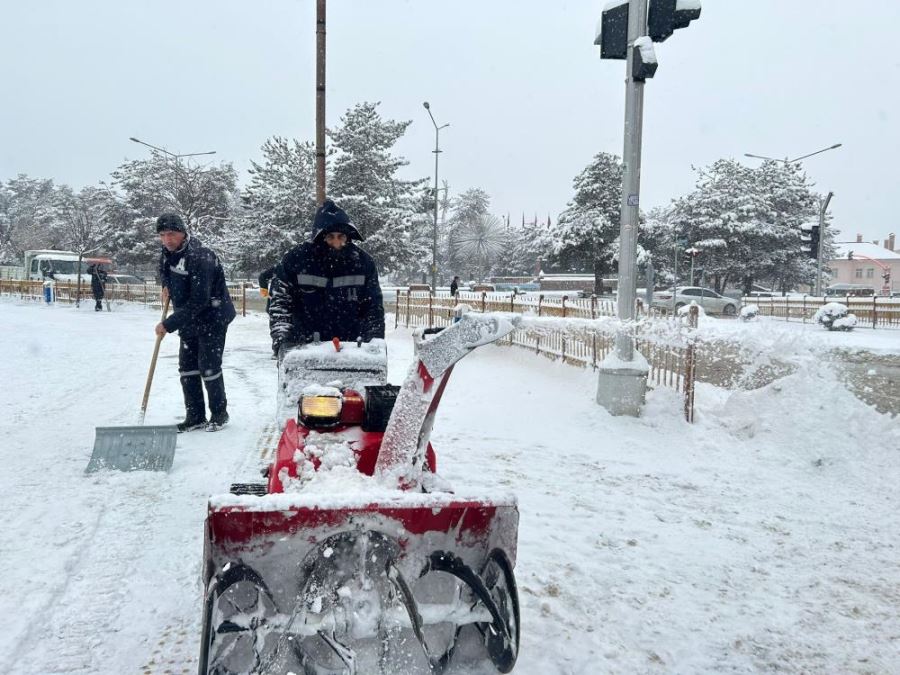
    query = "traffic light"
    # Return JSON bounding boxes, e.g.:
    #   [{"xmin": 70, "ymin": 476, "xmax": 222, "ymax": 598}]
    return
[
  {"xmin": 800, "ymin": 224, "xmax": 820, "ymax": 259},
  {"xmin": 648, "ymin": 0, "xmax": 703, "ymax": 43},
  {"xmin": 595, "ymin": 1, "xmax": 629, "ymax": 59}
]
